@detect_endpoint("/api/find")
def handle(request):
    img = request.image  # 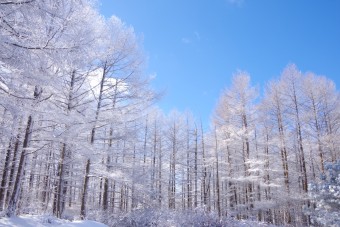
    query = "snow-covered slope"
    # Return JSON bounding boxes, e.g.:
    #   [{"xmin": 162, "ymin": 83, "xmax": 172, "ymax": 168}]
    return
[{"xmin": 0, "ymin": 215, "xmax": 108, "ymax": 227}]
